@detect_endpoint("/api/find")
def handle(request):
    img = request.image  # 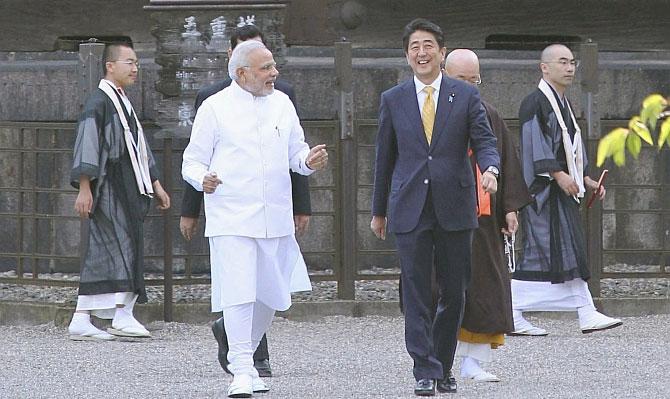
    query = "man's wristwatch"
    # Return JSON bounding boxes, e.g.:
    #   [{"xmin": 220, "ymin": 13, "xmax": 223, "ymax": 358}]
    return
[{"xmin": 485, "ymin": 166, "xmax": 499, "ymax": 179}]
